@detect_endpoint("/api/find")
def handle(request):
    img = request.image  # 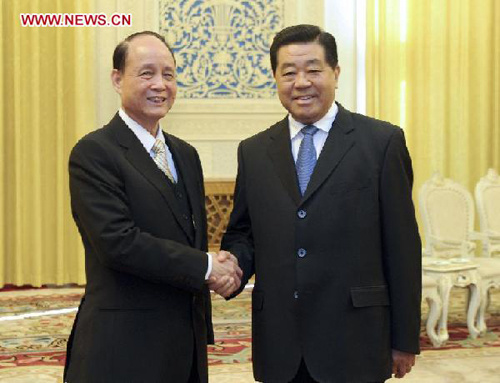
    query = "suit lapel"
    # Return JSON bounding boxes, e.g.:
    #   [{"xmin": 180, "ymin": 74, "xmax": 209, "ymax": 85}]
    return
[
  {"xmin": 267, "ymin": 118, "xmax": 302, "ymax": 206},
  {"xmin": 301, "ymin": 104, "xmax": 355, "ymax": 203},
  {"xmin": 110, "ymin": 114, "xmax": 194, "ymax": 242}
]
